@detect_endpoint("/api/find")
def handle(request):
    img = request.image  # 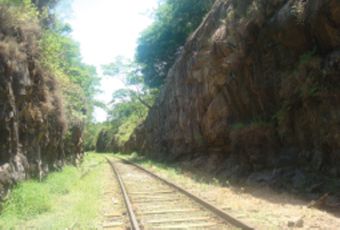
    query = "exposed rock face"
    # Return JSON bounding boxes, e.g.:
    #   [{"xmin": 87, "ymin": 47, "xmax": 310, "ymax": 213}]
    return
[
  {"xmin": 0, "ymin": 6, "xmax": 83, "ymax": 199},
  {"xmin": 129, "ymin": 0, "xmax": 340, "ymax": 178}
]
